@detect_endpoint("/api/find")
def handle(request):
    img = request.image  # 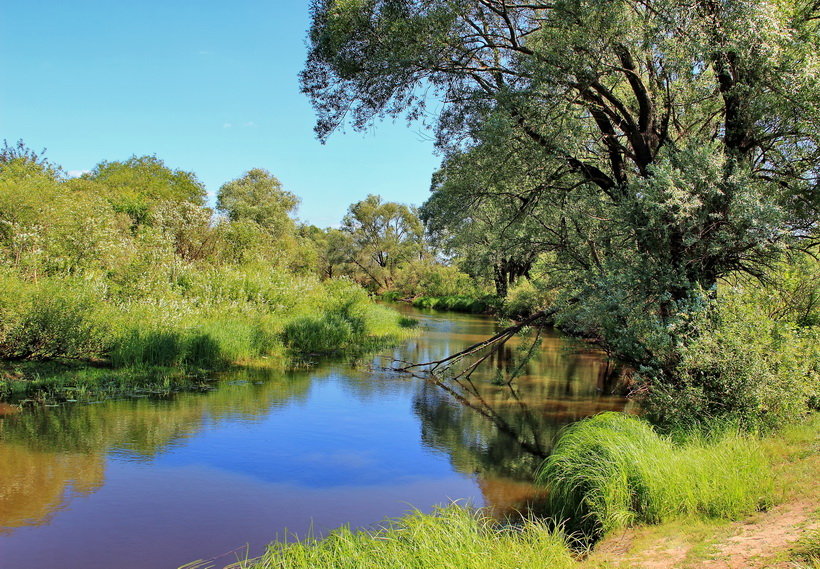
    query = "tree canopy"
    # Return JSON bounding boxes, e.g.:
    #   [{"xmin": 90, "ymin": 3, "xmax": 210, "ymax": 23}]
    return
[
  {"xmin": 216, "ymin": 168, "xmax": 300, "ymax": 240},
  {"xmin": 341, "ymin": 194, "xmax": 425, "ymax": 290},
  {"xmin": 83, "ymin": 155, "xmax": 206, "ymax": 227},
  {"xmin": 303, "ymin": 0, "xmax": 820, "ymax": 378}
]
